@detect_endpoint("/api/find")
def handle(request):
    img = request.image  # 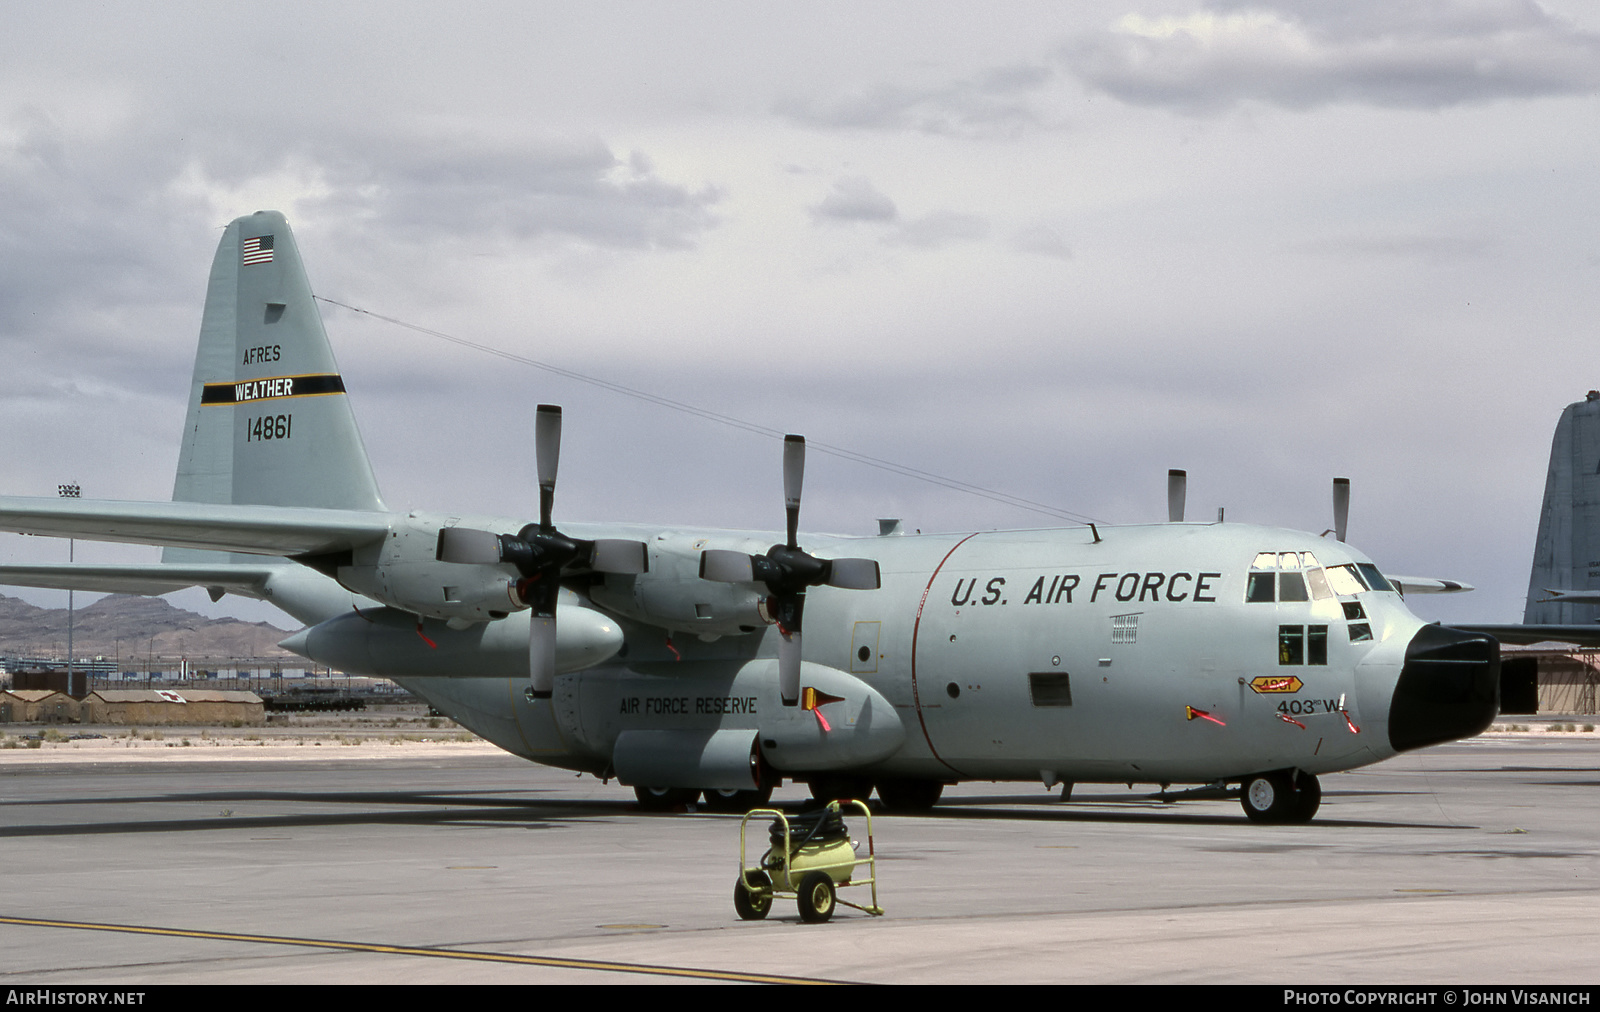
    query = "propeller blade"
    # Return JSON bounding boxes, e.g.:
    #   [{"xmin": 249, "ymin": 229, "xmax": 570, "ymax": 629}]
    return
[
  {"xmin": 589, "ymin": 538, "xmax": 648, "ymax": 575},
  {"xmin": 1333, "ymin": 477, "xmax": 1350, "ymax": 542},
  {"xmin": 700, "ymin": 549, "xmax": 755, "ymax": 583},
  {"xmin": 1168, "ymin": 469, "xmax": 1186, "ymax": 523},
  {"xmin": 783, "ymin": 434, "xmax": 804, "ymax": 549},
  {"xmin": 436, "ymin": 527, "xmax": 502, "ymax": 565},
  {"xmin": 529, "ymin": 612, "xmax": 556, "ymax": 699},
  {"xmin": 826, "ymin": 557, "xmax": 880, "ymax": 590},
  {"xmin": 778, "ymin": 626, "xmax": 801, "ymax": 706},
  {"xmin": 536, "ymin": 404, "xmax": 562, "ymax": 529}
]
